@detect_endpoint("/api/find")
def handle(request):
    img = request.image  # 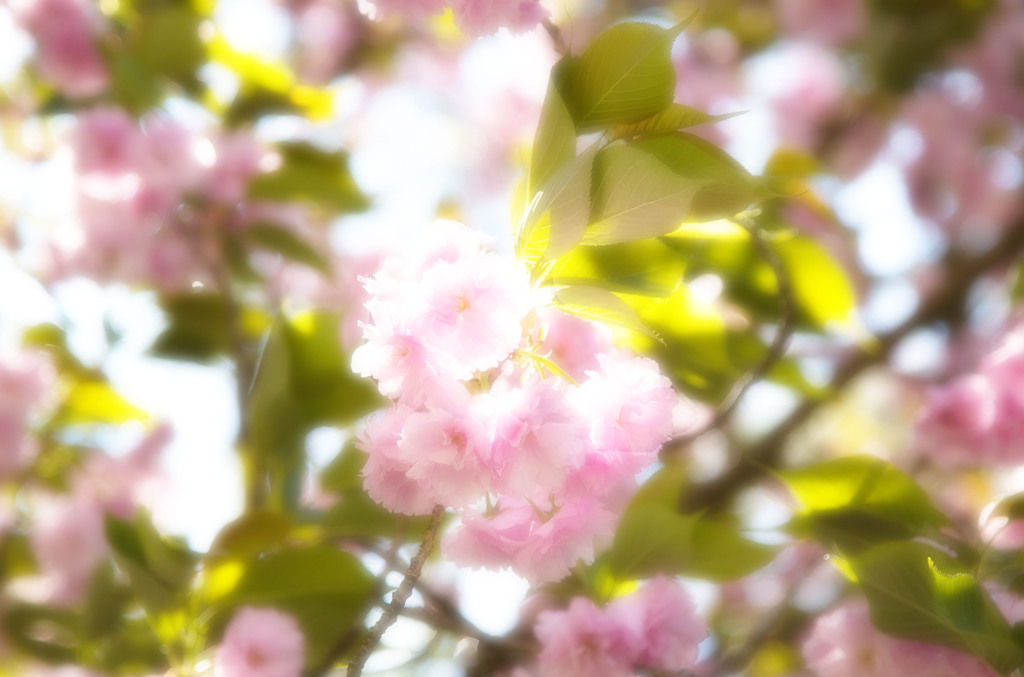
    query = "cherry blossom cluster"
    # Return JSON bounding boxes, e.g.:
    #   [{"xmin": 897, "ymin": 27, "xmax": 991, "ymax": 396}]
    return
[
  {"xmin": 358, "ymin": 0, "xmax": 547, "ymax": 36},
  {"xmin": 915, "ymin": 323, "xmax": 1024, "ymax": 466},
  {"xmin": 53, "ymin": 107, "xmax": 266, "ymax": 290},
  {"xmin": 214, "ymin": 606, "xmax": 305, "ymax": 677},
  {"xmin": 803, "ymin": 602, "xmax": 1000, "ymax": 676},
  {"xmin": 9, "ymin": 0, "xmax": 110, "ymax": 99},
  {"xmin": 352, "ymin": 221, "xmax": 677, "ymax": 583},
  {"xmin": 529, "ymin": 577, "xmax": 707, "ymax": 677}
]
